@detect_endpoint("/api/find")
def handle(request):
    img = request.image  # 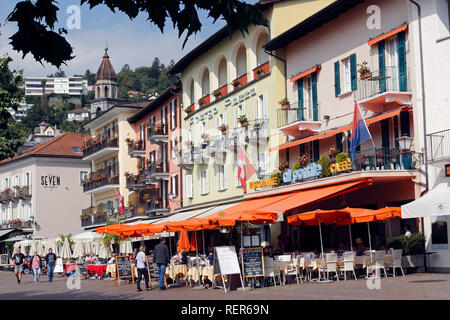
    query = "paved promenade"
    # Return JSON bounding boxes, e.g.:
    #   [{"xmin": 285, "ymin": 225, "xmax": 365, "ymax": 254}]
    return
[{"xmin": 0, "ymin": 271, "xmax": 449, "ymax": 300}]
